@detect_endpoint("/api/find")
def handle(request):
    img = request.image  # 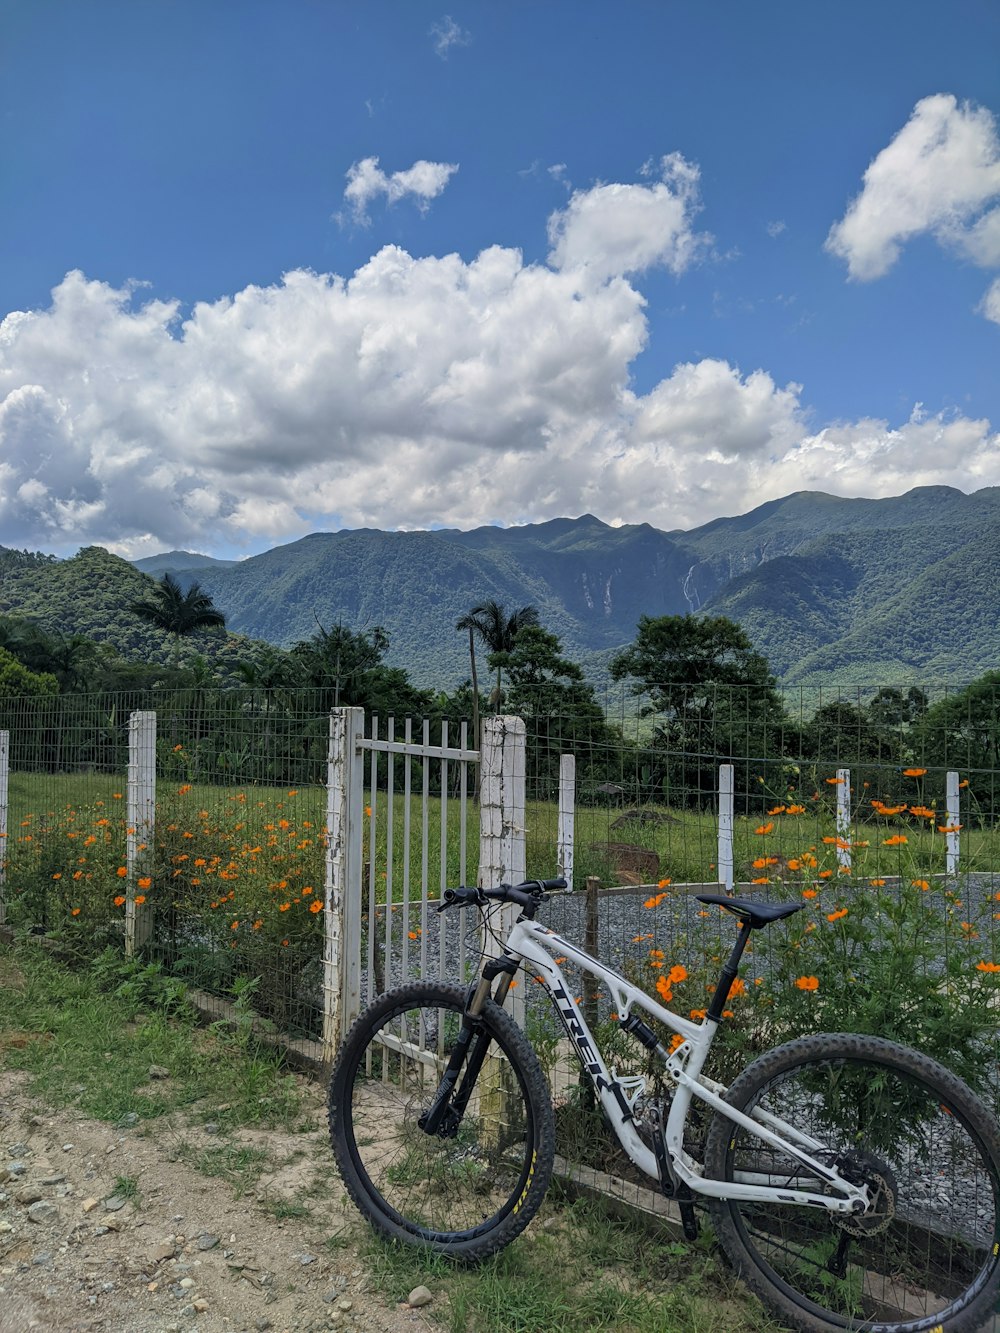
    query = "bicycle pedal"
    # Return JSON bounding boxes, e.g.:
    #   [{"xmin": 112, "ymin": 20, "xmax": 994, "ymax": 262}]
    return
[{"xmin": 676, "ymin": 1188, "xmax": 700, "ymax": 1241}]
